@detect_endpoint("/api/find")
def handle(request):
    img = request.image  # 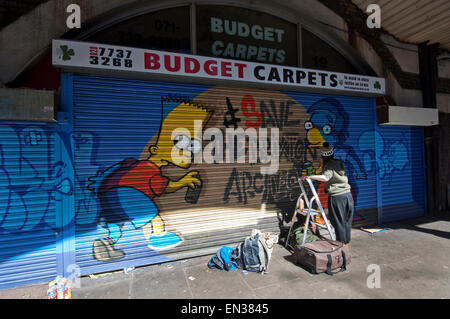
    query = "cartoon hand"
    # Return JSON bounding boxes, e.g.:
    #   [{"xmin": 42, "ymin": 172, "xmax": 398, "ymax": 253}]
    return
[{"xmin": 181, "ymin": 171, "xmax": 202, "ymax": 189}]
